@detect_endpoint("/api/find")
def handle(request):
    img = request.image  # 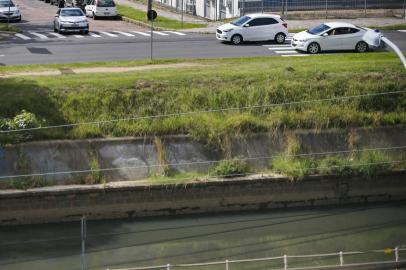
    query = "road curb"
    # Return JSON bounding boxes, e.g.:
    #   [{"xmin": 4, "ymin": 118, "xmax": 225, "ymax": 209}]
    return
[{"xmin": 121, "ymin": 16, "xmax": 167, "ymax": 30}]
